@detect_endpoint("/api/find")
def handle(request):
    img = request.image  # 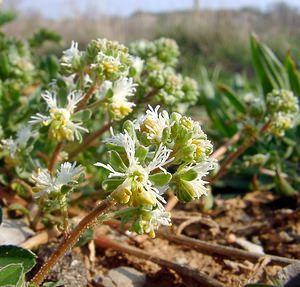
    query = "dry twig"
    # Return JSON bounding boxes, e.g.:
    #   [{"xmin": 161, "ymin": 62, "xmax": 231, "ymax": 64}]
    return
[
  {"xmin": 95, "ymin": 235, "xmax": 226, "ymax": 287},
  {"xmin": 158, "ymin": 231, "xmax": 299, "ymax": 266}
]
